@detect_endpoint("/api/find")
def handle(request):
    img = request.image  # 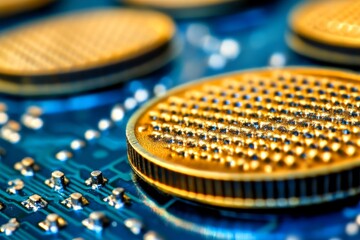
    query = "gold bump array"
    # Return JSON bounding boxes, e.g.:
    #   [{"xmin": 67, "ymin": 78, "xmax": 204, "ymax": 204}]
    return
[
  {"xmin": 127, "ymin": 68, "xmax": 360, "ymax": 208},
  {"xmin": 0, "ymin": 9, "xmax": 175, "ymax": 96},
  {"xmin": 287, "ymin": 0, "xmax": 360, "ymax": 65}
]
